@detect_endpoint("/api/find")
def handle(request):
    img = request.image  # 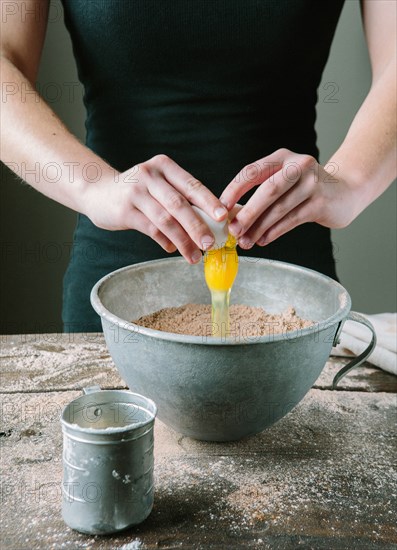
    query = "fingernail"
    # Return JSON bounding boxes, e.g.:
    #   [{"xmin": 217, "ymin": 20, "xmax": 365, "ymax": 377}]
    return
[
  {"xmin": 257, "ymin": 237, "xmax": 267, "ymax": 246},
  {"xmin": 239, "ymin": 238, "xmax": 254, "ymax": 249},
  {"xmin": 214, "ymin": 206, "xmax": 228, "ymax": 220},
  {"xmin": 201, "ymin": 235, "xmax": 214, "ymax": 250},
  {"xmin": 191, "ymin": 250, "xmax": 202, "ymax": 263},
  {"xmin": 229, "ymin": 221, "xmax": 242, "ymax": 237}
]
